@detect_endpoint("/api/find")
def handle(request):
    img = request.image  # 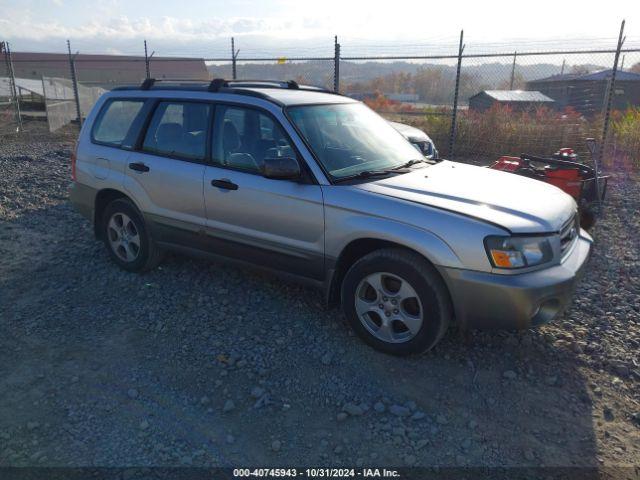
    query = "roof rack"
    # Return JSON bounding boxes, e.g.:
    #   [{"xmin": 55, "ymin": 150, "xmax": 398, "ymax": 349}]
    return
[
  {"xmin": 134, "ymin": 77, "xmax": 330, "ymax": 94},
  {"xmin": 138, "ymin": 78, "xmax": 213, "ymax": 90},
  {"xmin": 206, "ymin": 78, "xmax": 321, "ymax": 92},
  {"xmin": 110, "ymin": 77, "xmax": 340, "ymax": 106}
]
